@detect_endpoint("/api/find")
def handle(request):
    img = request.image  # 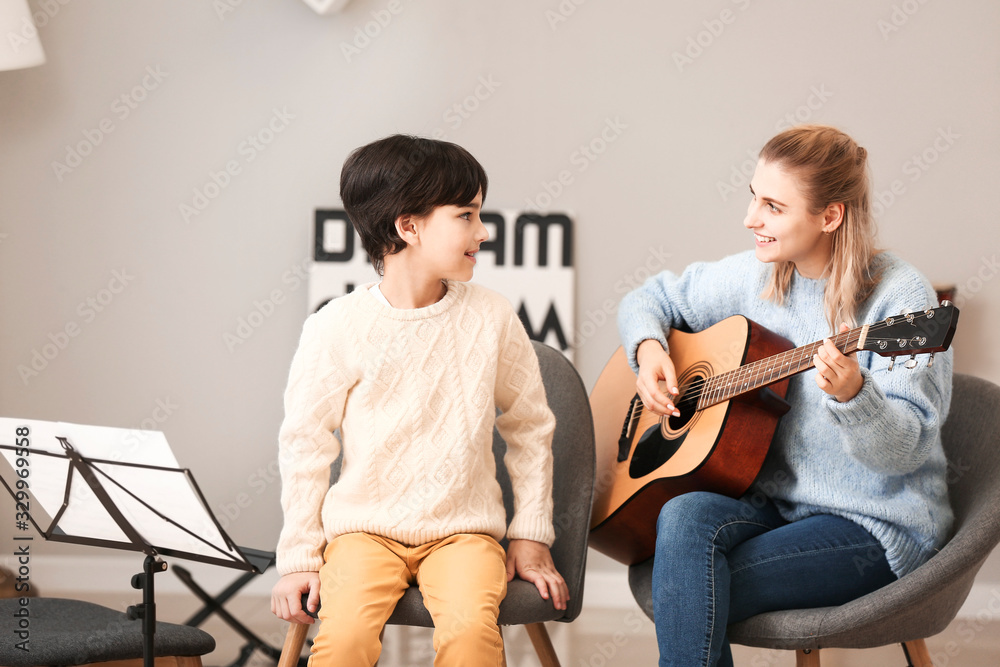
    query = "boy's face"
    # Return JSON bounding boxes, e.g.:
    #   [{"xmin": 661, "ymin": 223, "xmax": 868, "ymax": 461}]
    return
[{"xmin": 412, "ymin": 190, "xmax": 488, "ymax": 283}]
